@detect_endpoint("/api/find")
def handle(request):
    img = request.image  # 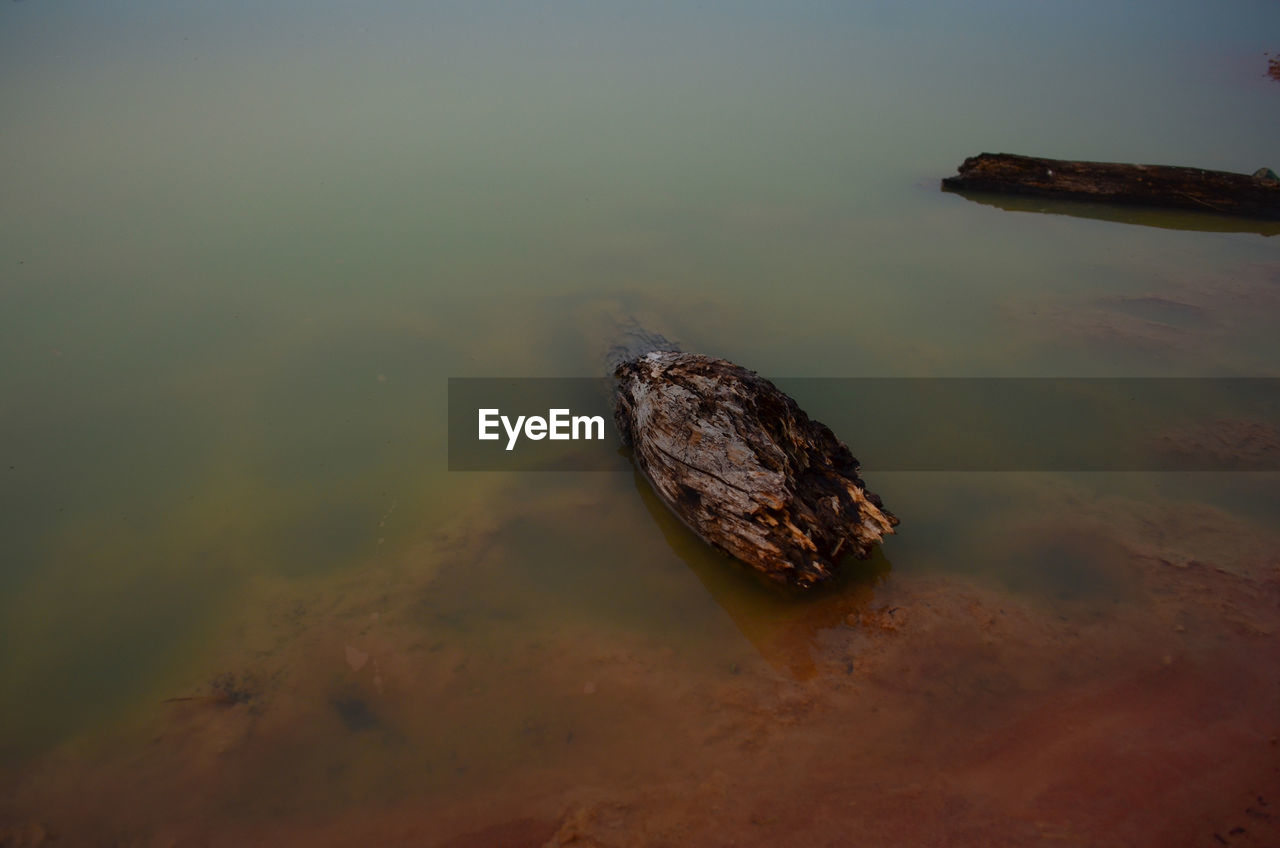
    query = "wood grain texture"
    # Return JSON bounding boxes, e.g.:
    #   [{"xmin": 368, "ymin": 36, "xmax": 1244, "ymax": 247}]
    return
[
  {"xmin": 942, "ymin": 152, "xmax": 1280, "ymax": 219},
  {"xmin": 614, "ymin": 351, "xmax": 897, "ymax": 589}
]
